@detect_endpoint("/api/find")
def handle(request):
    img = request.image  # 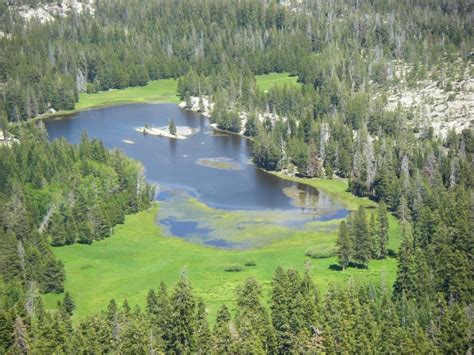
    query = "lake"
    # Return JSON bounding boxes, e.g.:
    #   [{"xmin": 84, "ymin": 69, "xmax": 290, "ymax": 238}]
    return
[{"xmin": 45, "ymin": 103, "xmax": 348, "ymax": 247}]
